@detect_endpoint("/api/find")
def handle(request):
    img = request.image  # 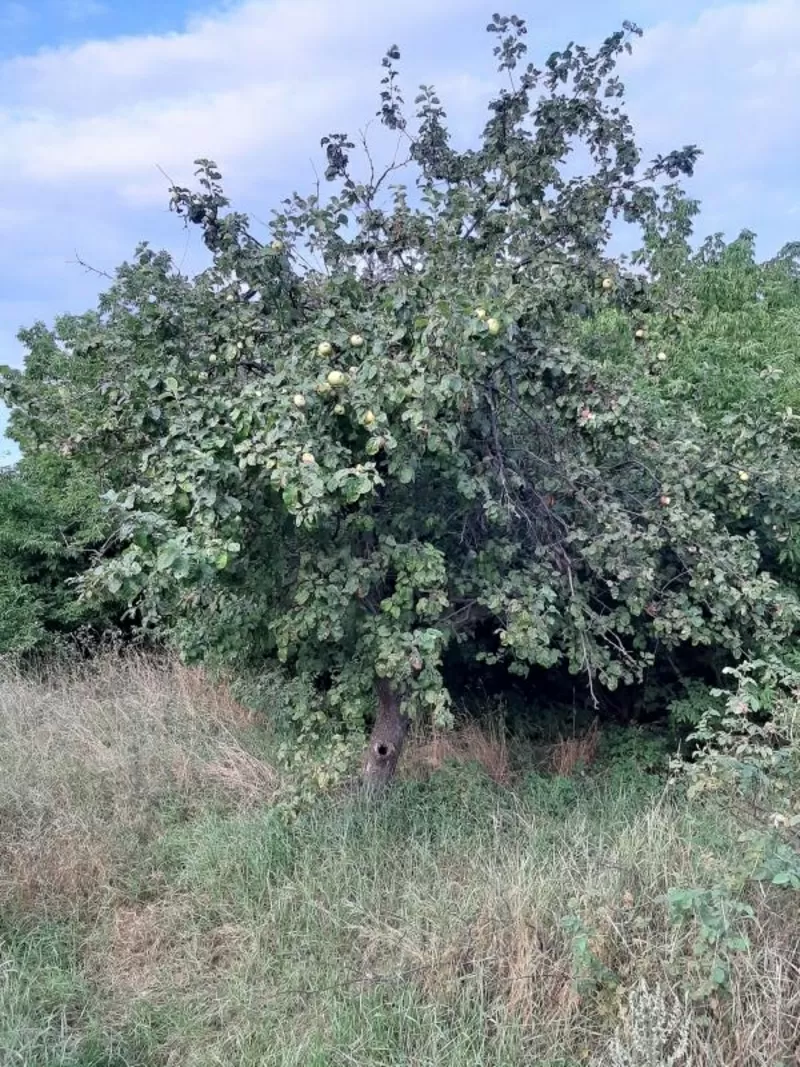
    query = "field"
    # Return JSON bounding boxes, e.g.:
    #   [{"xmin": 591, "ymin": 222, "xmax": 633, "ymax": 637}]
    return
[{"xmin": 1, "ymin": 654, "xmax": 798, "ymax": 1066}]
